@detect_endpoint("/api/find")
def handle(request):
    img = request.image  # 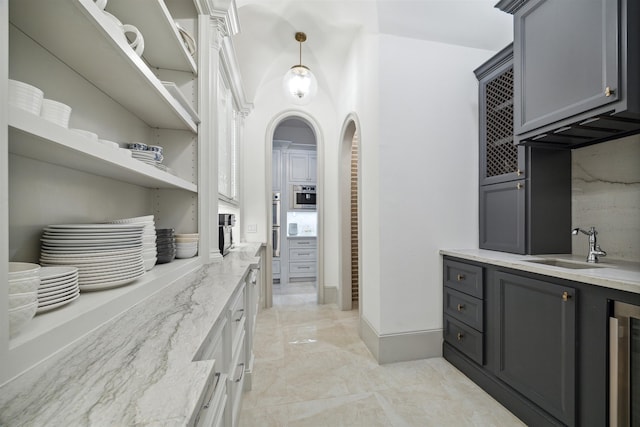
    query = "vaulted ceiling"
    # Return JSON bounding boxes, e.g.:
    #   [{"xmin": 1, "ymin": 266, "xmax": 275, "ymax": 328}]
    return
[{"xmin": 231, "ymin": 0, "xmax": 513, "ymax": 102}]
